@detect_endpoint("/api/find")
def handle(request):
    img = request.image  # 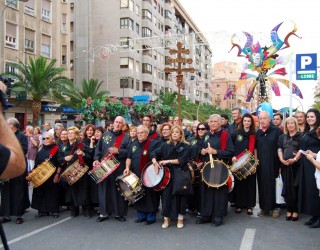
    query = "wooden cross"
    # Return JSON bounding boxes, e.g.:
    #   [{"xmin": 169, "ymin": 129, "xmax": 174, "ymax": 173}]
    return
[{"xmin": 164, "ymin": 42, "xmax": 195, "ymax": 122}]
